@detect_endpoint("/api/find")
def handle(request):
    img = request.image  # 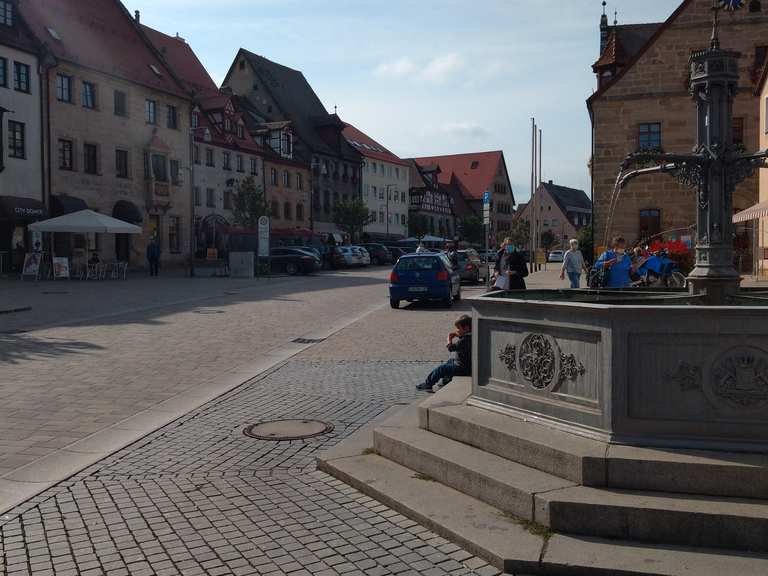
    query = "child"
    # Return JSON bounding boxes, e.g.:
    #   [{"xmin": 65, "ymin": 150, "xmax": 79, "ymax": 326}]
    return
[{"xmin": 417, "ymin": 315, "xmax": 472, "ymax": 393}]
